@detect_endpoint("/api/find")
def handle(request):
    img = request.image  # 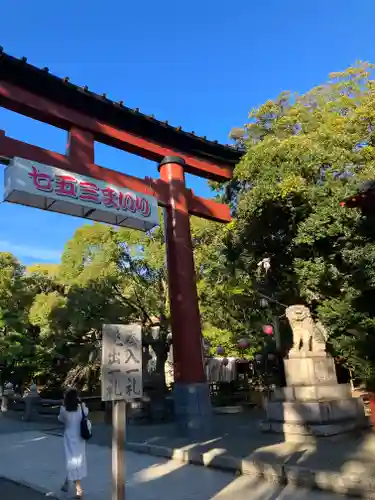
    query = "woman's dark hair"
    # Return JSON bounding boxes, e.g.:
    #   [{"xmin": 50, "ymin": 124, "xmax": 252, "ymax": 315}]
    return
[{"xmin": 63, "ymin": 387, "xmax": 80, "ymax": 412}]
